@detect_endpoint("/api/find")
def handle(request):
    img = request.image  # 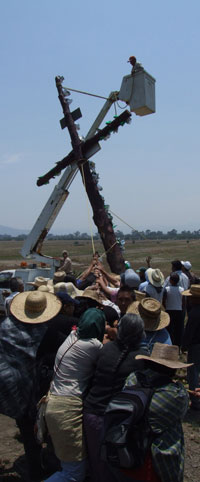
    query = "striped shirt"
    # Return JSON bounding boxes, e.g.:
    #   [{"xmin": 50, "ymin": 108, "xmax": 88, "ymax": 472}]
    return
[{"xmin": 125, "ymin": 369, "xmax": 189, "ymax": 482}]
